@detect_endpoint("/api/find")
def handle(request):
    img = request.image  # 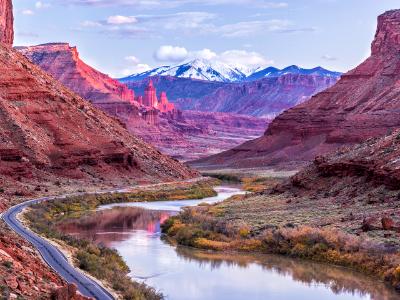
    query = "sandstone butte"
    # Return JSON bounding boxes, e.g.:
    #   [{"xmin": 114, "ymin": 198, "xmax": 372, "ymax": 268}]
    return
[{"xmin": 193, "ymin": 9, "xmax": 400, "ymax": 170}]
